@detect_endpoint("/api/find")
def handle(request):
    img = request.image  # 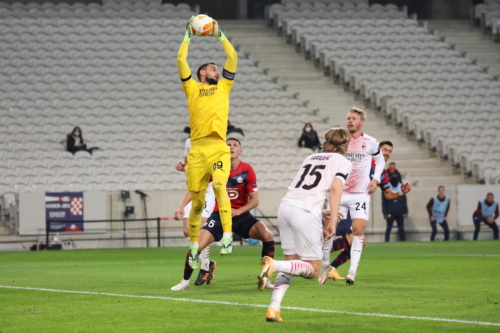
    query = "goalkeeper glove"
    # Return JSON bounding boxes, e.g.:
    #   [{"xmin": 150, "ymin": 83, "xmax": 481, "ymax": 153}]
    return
[
  {"xmin": 183, "ymin": 16, "xmax": 194, "ymax": 42},
  {"xmin": 209, "ymin": 19, "xmax": 227, "ymax": 42}
]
